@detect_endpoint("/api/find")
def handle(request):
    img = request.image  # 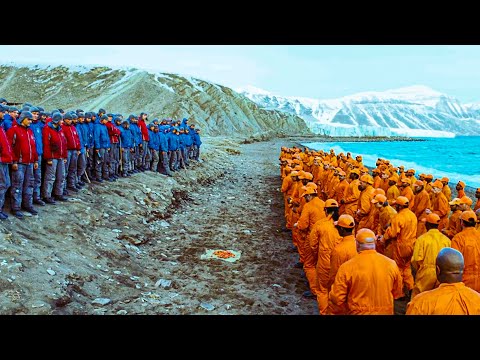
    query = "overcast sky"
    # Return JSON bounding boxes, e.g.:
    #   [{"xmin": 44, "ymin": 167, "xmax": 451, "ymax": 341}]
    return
[{"xmin": 1, "ymin": 45, "xmax": 479, "ymax": 103}]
